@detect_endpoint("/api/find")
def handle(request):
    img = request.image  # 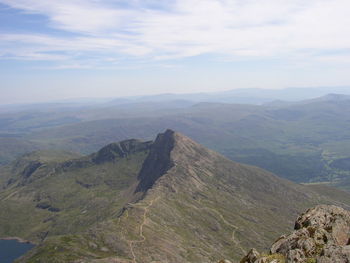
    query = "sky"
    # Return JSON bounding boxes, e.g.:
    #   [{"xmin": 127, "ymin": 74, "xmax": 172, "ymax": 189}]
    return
[{"xmin": 1, "ymin": 0, "xmax": 350, "ymax": 104}]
